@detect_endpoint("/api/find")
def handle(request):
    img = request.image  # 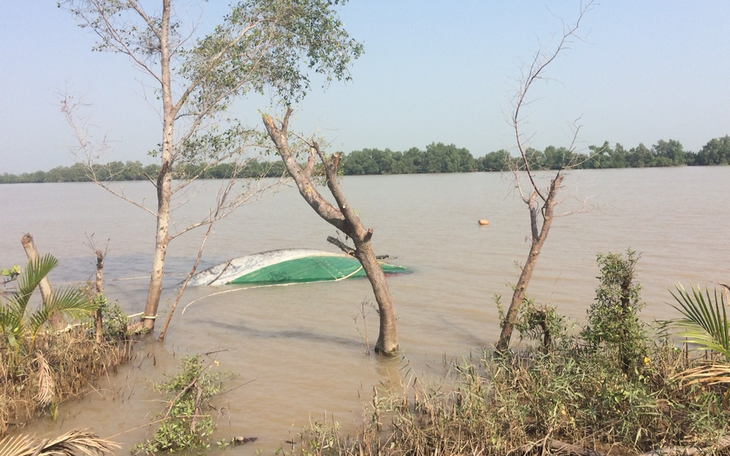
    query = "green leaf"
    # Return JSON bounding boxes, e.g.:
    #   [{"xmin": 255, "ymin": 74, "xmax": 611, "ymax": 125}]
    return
[{"xmin": 671, "ymin": 283, "xmax": 730, "ymax": 360}]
